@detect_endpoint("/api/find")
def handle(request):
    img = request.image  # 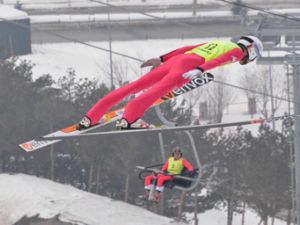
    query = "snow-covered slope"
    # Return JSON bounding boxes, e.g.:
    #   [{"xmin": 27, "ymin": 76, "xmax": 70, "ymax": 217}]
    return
[
  {"xmin": 0, "ymin": 174, "xmax": 287, "ymax": 225},
  {"xmin": 0, "ymin": 174, "xmax": 173, "ymax": 225}
]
